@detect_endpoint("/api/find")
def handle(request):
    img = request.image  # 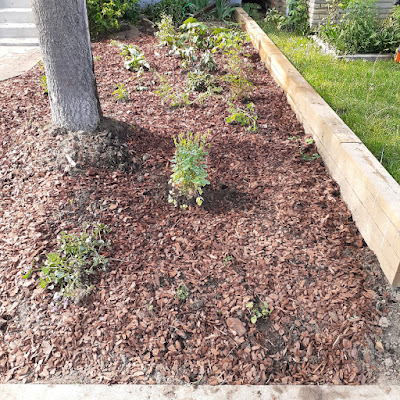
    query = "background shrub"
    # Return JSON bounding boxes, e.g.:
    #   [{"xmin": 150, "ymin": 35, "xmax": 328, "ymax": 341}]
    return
[{"xmin": 87, "ymin": 0, "xmax": 140, "ymax": 37}]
